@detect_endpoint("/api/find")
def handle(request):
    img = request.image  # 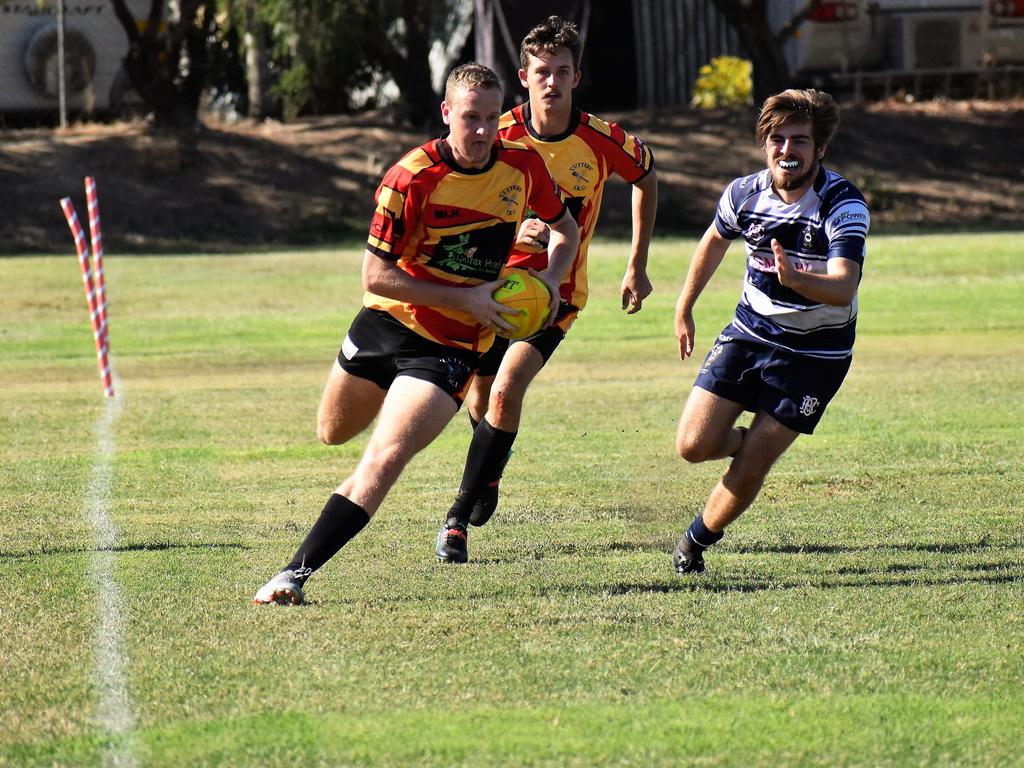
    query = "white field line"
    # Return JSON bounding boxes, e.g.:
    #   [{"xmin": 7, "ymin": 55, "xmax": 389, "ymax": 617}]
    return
[{"xmin": 84, "ymin": 377, "xmax": 139, "ymax": 767}]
